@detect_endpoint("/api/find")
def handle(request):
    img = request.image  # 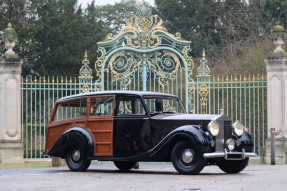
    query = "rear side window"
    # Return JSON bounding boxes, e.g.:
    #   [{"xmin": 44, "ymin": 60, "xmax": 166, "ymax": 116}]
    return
[{"xmin": 54, "ymin": 98, "xmax": 87, "ymax": 121}]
